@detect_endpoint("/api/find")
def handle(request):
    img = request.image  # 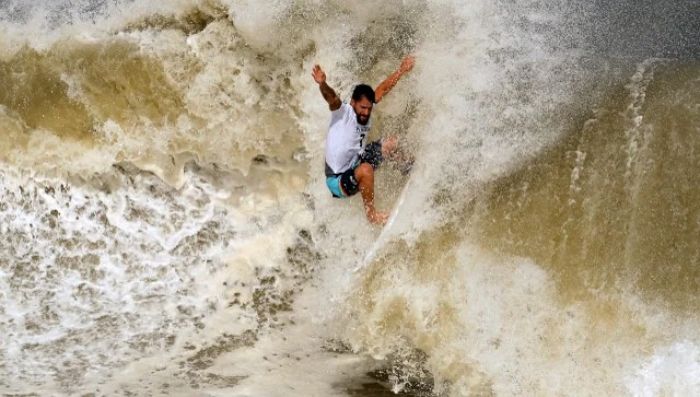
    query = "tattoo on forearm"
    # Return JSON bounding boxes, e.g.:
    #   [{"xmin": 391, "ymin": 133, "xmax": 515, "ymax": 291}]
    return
[{"xmin": 319, "ymin": 82, "xmax": 337, "ymax": 103}]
